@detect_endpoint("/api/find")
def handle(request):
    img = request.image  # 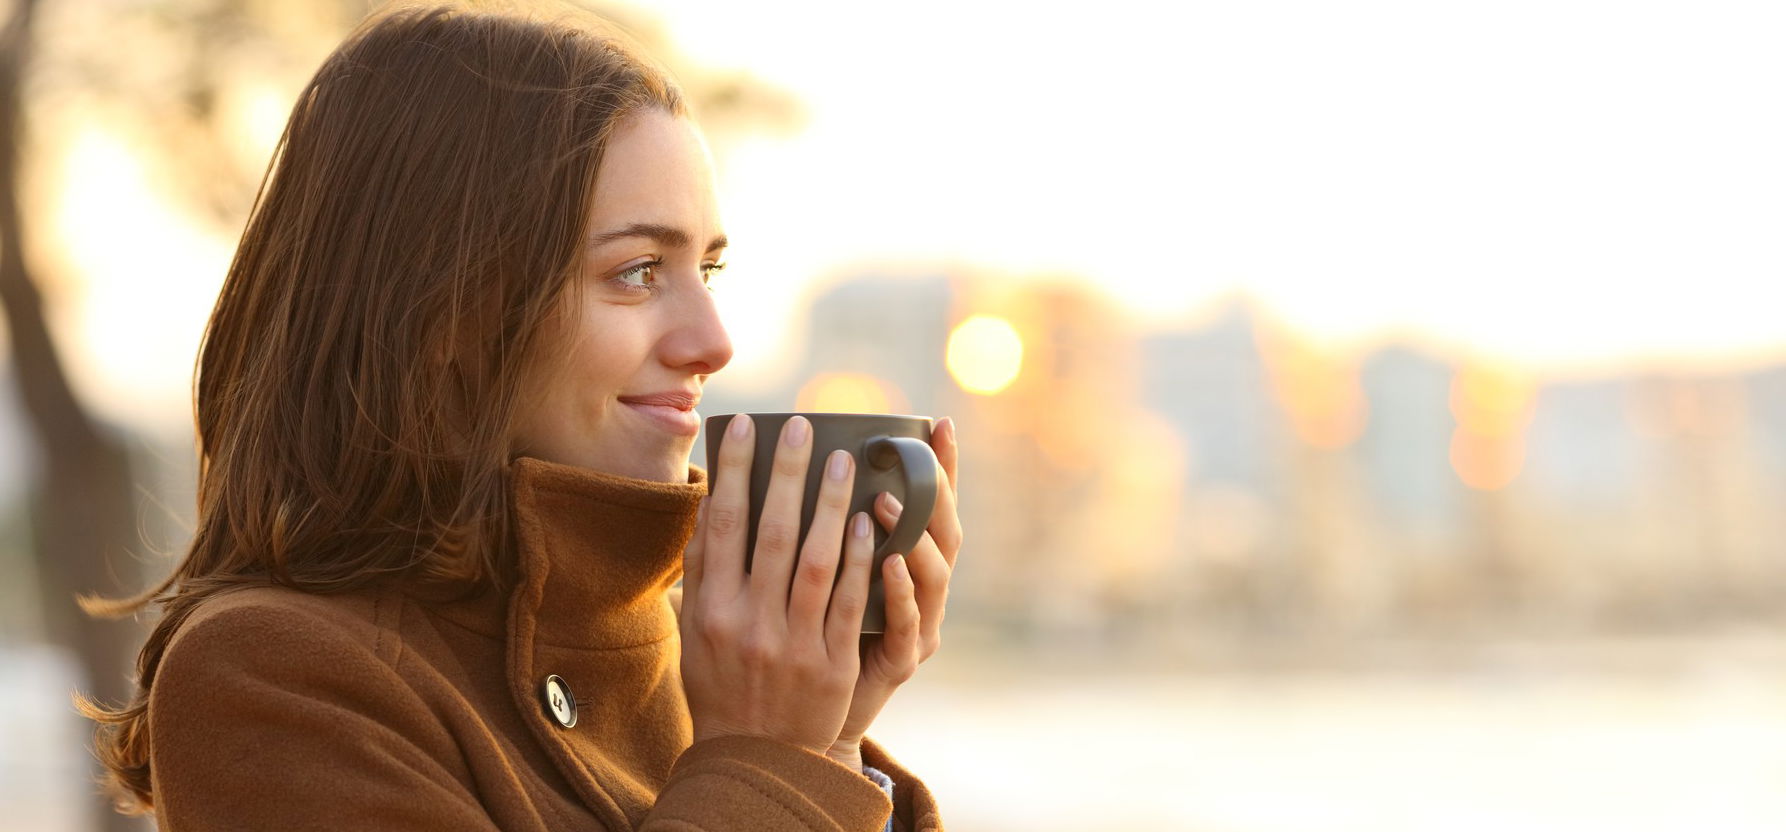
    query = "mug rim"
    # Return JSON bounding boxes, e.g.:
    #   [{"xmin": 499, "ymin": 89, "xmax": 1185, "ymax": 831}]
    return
[{"xmin": 704, "ymin": 412, "xmax": 933, "ymax": 423}]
